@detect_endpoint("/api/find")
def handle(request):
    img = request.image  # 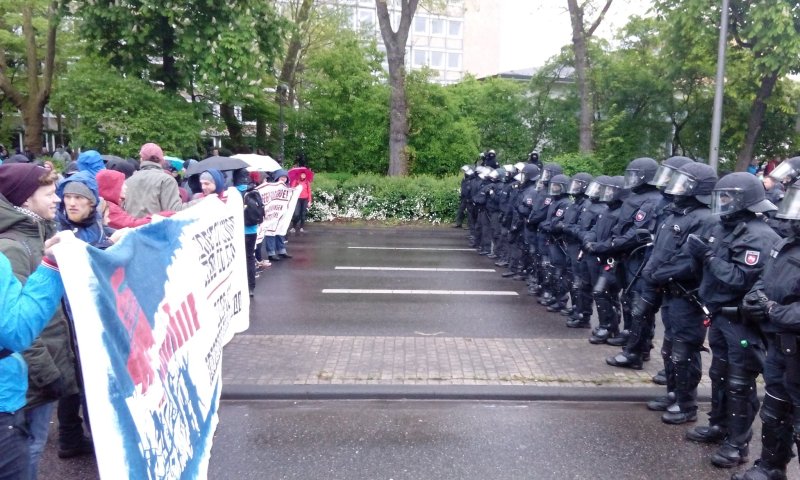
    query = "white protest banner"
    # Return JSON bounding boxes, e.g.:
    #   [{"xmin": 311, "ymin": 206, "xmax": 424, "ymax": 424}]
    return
[
  {"xmin": 255, "ymin": 181, "xmax": 301, "ymax": 243},
  {"xmin": 54, "ymin": 189, "xmax": 249, "ymax": 480}
]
